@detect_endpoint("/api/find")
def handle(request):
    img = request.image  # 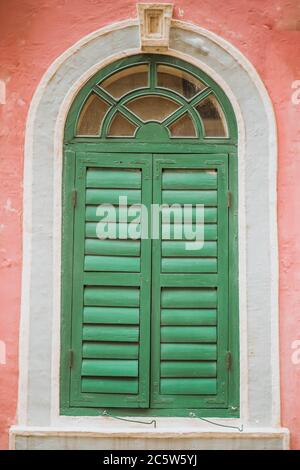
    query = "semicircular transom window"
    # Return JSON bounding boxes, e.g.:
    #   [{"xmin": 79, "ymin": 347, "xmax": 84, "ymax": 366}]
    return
[{"xmin": 75, "ymin": 58, "xmax": 231, "ymax": 140}]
